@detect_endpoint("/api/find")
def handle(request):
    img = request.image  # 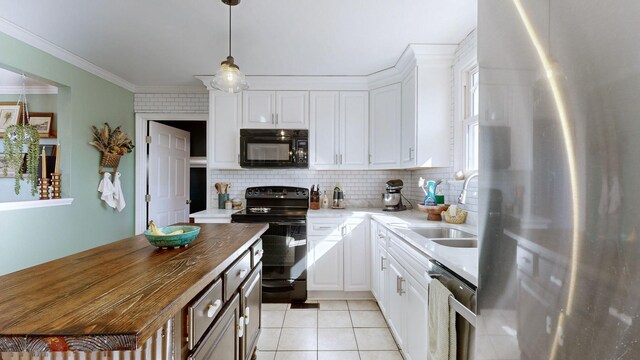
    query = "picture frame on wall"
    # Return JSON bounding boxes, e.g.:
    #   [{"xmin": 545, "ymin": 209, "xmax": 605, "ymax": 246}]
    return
[
  {"xmin": 28, "ymin": 112, "xmax": 54, "ymax": 137},
  {"xmin": 0, "ymin": 153, "xmax": 19, "ymax": 178},
  {"xmin": 0, "ymin": 102, "xmax": 23, "ymax": 136}
]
